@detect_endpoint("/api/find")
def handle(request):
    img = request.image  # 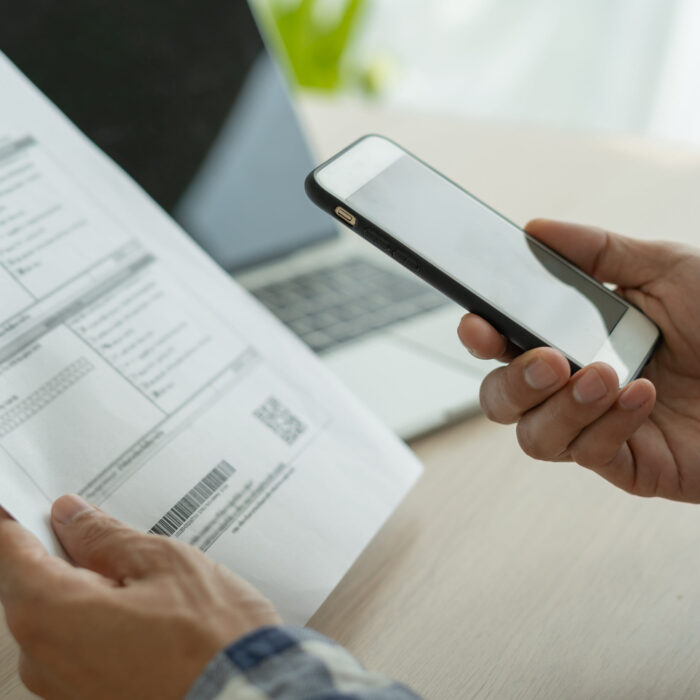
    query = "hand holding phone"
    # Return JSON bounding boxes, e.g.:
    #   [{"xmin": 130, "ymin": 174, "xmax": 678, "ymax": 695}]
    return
[
  {"xmin": 457, "ymin": 217, "xmax": 700, "ymax": 502},
  {"xmin": 305, "ymin": 135, "xmax": 700, "ymax": 502},
  {"xmin": 305, "ymin": 135, "xmax": 660, "ymax": 385}
]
